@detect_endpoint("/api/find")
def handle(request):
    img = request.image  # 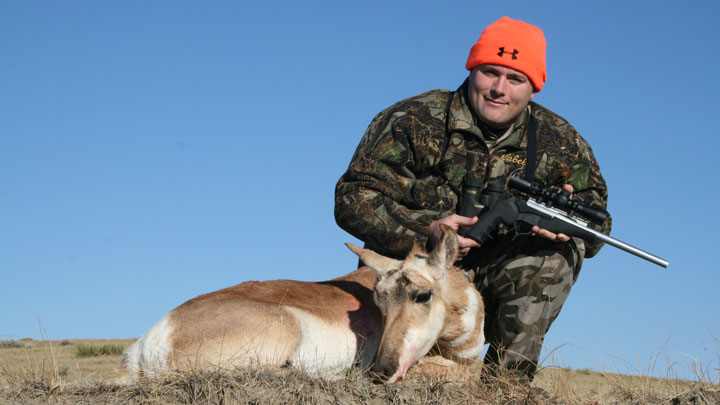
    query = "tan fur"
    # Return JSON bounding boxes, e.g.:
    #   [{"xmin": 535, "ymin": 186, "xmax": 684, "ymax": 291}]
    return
[
  {"xmin": 121, "ymin": 226, "xmax": 484, "ymax": 383},
  {"xmin": 166, "ymin": 269, "xmax": 380, "ymax": 370},
  {"xmin": 410, "ymin": 355, "xmax": 477, "ymax": 381},
  {"xmin": 169, "ymin": 300, "xmax": 302, "ymax": 369}
]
